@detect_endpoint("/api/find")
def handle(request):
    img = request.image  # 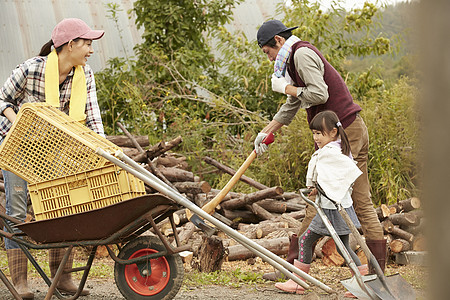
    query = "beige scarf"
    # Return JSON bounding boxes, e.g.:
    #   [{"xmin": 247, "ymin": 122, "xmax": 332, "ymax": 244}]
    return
[{"xmin": 45, "ymin": 49, "xmax": 87, "ymax": 122}]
